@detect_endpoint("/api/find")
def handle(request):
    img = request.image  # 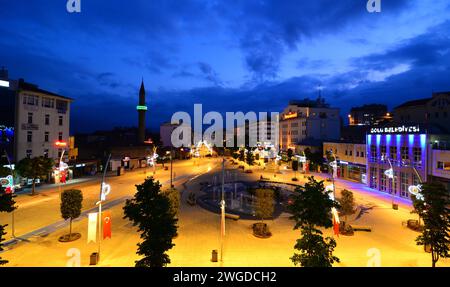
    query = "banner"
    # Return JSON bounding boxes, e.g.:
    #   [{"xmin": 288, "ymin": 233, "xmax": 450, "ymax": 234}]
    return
[
  {"xmin": 87, "ymin": 212, "xmax": 98, "ymax": 244},
  {"xmin": 102, "ymin": 210, "xmax": 112, "ymax": 239},
  {"xmin": 331, "ymin": 207, "xmax": 340, "ymax": 237}
]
